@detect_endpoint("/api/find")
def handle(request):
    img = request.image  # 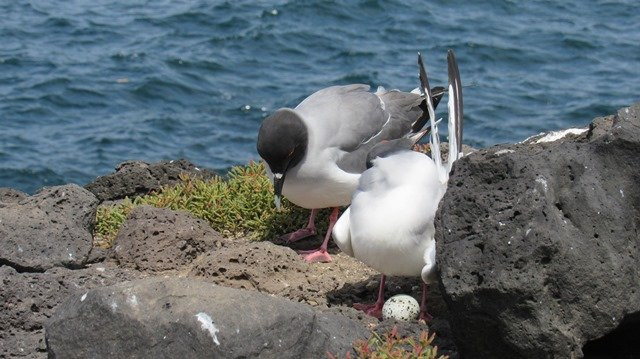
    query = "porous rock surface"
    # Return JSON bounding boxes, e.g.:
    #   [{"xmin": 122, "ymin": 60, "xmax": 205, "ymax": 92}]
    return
[
  {"xmin": 0, "ymin": 184, "xmax": 98, "ymax": 271},
  {"xmin": 436, "ymin": 103, "xmax": 640, "ymax": 358},
  {"xmin": 189, "ymin": 241, "xmax": 311, "ymax": 297},
  {"xmin": 85, "ymin": 159, "xmax": 216, "ymax": 202},
  {"xmin": 0, "ymin": 187, "xmax": 27, "ymax": 203},
  {"xmin": 45, "ymin": 277, "xmax": 370, "ymax": 358},
  {"xmin": 0, "ymin": 264, "xmax": 142, "ymax": 359},
  {"xmin": 190, "ymin": 240, "xmax": 394, "ymax": 309},
  {"xmin": 114, "ymin": 205, "xmax": 226, "ymax": 272},
  {"xmin": 1, "ymin": 163, "xmax": 447, "ymax": 358}
]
